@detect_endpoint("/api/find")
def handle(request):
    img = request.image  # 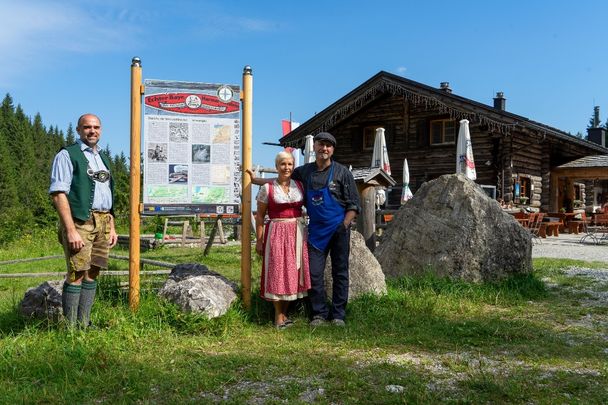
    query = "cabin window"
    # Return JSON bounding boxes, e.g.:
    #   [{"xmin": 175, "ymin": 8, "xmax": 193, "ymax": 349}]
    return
[
  {"xmin": 514, "ymin": 176, "xmax": 531, "ymax": 204},
  {"xmin": 430, "ymin": 119, "xmax": 457, "ymax": 145},
  {"xmin": 362, "ymin": 126, "xmax": 381, "ymax": 150},
  {"xmin": 519, "ymin": 177, "xmax": 531, "ymax": 198}
]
